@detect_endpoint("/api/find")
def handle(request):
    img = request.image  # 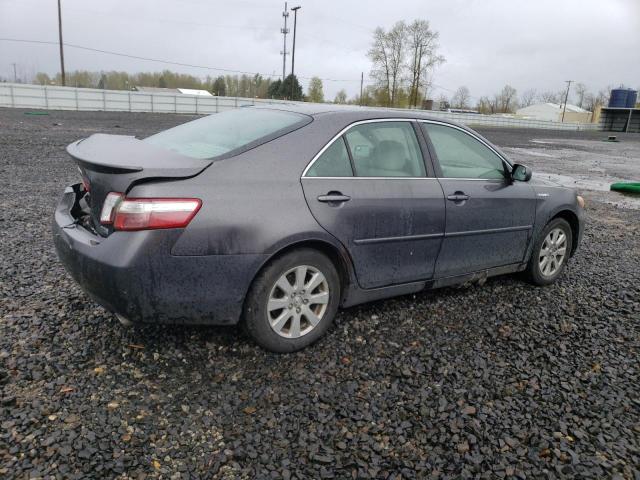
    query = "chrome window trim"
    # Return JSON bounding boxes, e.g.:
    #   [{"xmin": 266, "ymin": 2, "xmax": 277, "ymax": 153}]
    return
[
  {"xmin": 417, "ymin": 119, "xmax": 514, "ymax": 173},
  {"xmin": 301, "ymin": 118, "xmax": 424, "ymax": 178},
  {"xmin": 301, "ymin": 117, "xmax": 513, "ymax": 180},
  {"xmin": 303, "ymin": 176, "xmax": 505, "ymax": 182},
  {"xmin": 302, "ymin": 176, "xmax": 438, "ymax": 180},
  {"xmin": 438, "ymin": 177, "xmax": 507, "ymax": 182}
]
